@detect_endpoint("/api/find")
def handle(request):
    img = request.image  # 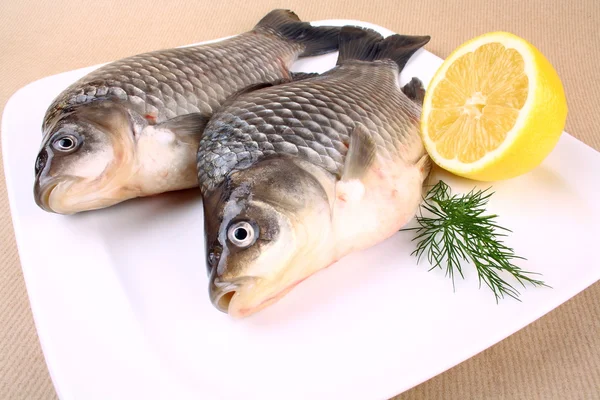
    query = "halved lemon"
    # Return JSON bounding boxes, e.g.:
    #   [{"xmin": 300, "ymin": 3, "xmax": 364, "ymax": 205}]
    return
[{"xmin": 421, "ymin": 32, "xmax": 568, "ymax": 181}]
